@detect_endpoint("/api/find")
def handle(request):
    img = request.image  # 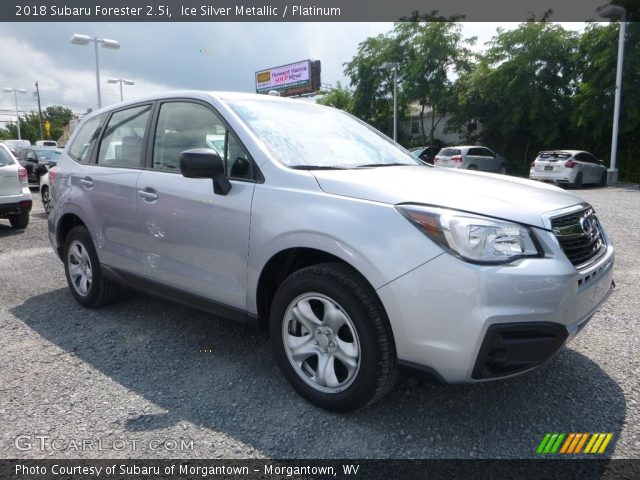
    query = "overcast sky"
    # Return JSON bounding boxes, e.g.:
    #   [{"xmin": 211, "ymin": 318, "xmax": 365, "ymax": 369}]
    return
[{"xmin": 0, "ymin": 22, "xmax": 587, "ymax": 123}]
